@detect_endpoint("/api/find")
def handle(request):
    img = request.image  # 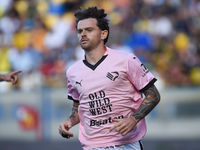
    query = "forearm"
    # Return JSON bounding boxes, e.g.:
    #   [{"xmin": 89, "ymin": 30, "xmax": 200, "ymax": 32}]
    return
[
  {"xmin": 131, "ymin": 85, "xmax": 160, "ymax": 123},
  {"xmin": 0, "ymin": 75, "xmax": 5, "ymax": 81},
  {"xmin": 67, "ymin": 101, "xmax": 80, "ymax": 126}
]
